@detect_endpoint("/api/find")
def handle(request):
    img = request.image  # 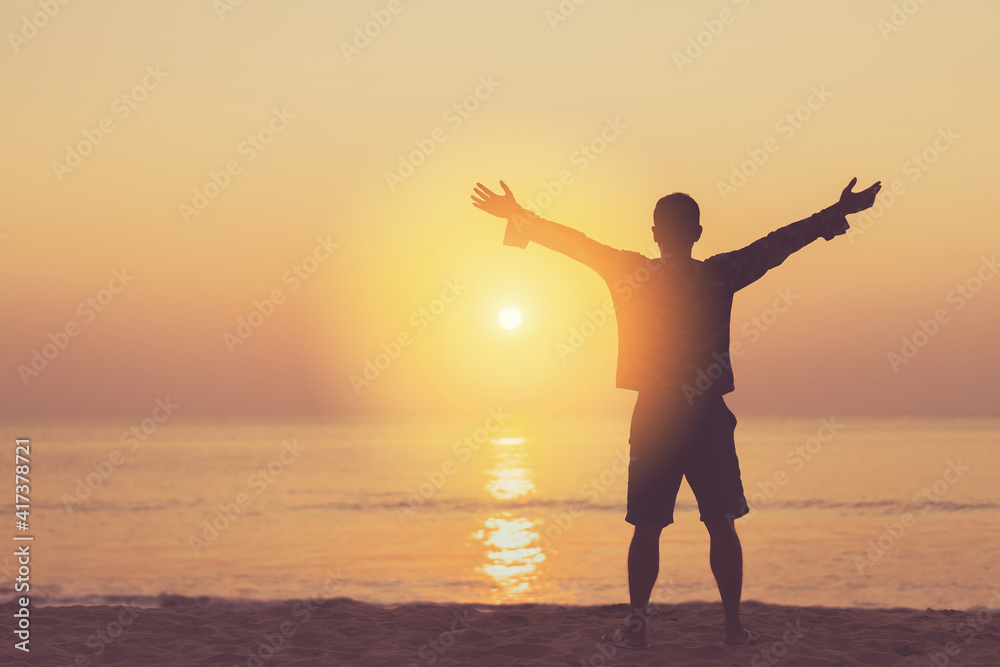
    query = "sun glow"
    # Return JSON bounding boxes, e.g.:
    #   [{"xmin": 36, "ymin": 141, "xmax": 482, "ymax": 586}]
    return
[{"xmin": 499, "ymin": 307, "xmax": 522, "ymax": 330}]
